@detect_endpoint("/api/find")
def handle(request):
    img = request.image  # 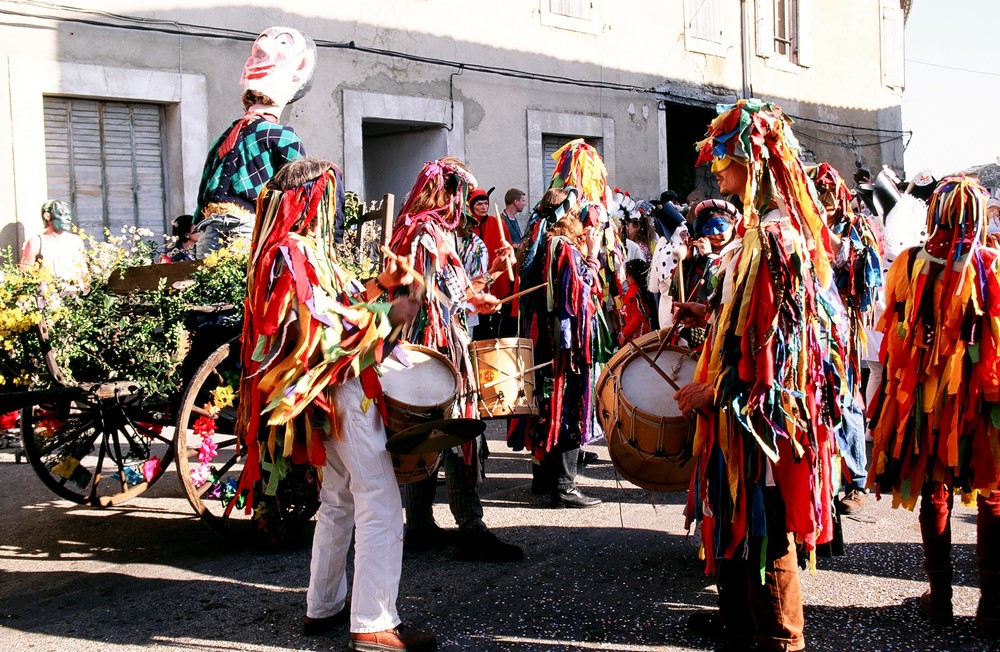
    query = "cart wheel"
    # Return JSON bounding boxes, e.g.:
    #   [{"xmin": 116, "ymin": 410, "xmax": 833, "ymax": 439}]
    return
[
  {"xmin": 20, "ymin": 385, "xmax": 175, "ymax": 506},
  {"xmin": 175, "ymin": 340, "xmax": 318, "ymax": 546}
]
